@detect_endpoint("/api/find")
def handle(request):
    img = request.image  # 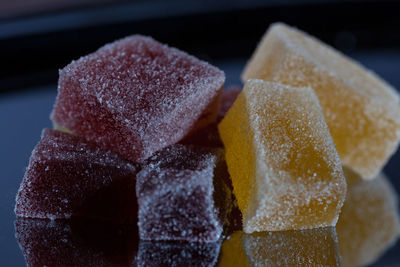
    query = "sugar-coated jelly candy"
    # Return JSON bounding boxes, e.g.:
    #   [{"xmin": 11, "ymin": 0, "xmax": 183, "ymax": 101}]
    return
[
  {"xmin": 337, "ymin": 168, "xmax": 400, "ymax": 267},
  {"xmin": 243, "ymin": 227, "xmax": 341, "ymax": 266},
  {"xmin": 218, "ymin": 79, "xmax": 346, "ymax": 232},
  {"xmin": 15, "ymin": 129, "xmax": 137, "ymax": 223},
  {"xmin": 51, "ymin": 35, "xmax": 225, "ymax": 163},
  {"xmin": 136, "ymin": 144, "xmax": 229, "ymax": 242},
  {"xmin": 242, "ymin": 22, "xmax": 400, "ymax": 179},
  {"xmin": 15, "ymin": 218, "xmax": 137, "ymax": 267},
  {"xmin": 137, "ymin": 240, "xmax": 221, "ymax": 267}
]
